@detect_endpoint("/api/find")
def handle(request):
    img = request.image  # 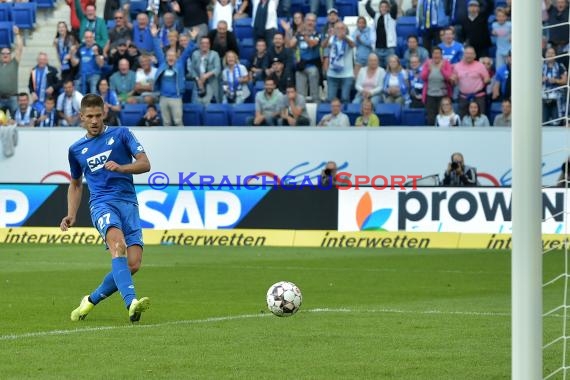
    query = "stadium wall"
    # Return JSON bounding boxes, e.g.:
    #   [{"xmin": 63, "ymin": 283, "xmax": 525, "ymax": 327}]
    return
[{"xmin": 1, "ymin": 128, "xmax": 569, "ymax": 187}]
